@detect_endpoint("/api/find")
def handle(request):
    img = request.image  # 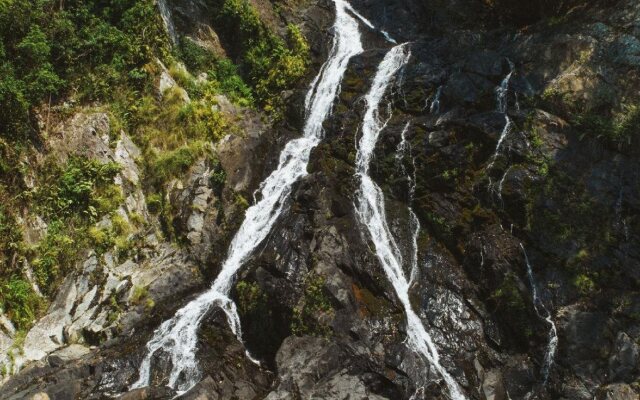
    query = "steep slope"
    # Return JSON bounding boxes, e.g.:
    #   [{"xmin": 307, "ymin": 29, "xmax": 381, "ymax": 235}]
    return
[{"xmin": 1, "ymin": 0, "xmax": 639, "ymax": 399}]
